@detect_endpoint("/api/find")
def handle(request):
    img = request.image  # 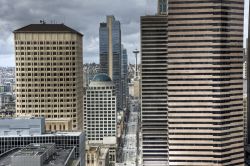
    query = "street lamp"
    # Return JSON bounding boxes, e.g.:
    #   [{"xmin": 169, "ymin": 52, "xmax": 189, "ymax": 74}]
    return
[{"xmin": 133, "ymin": 49, "xmax": 139, "ymax": 78}]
